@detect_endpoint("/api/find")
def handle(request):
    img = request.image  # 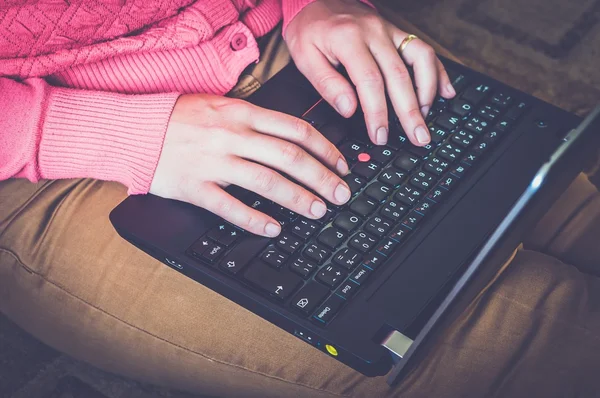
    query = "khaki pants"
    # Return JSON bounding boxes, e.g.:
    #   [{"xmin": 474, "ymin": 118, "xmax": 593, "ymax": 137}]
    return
[{"xmin": 2, "ymin": 21, "xmax": 600, "ymax": 398}]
